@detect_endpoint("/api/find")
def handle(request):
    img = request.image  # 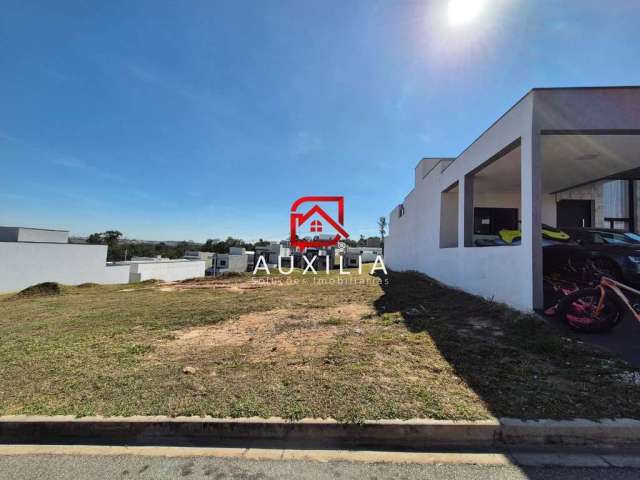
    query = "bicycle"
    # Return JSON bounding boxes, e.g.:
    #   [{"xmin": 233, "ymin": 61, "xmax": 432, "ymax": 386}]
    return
[{"xmin": 548, "ymin": 276, "xmax": 640, "ymax": 333}]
